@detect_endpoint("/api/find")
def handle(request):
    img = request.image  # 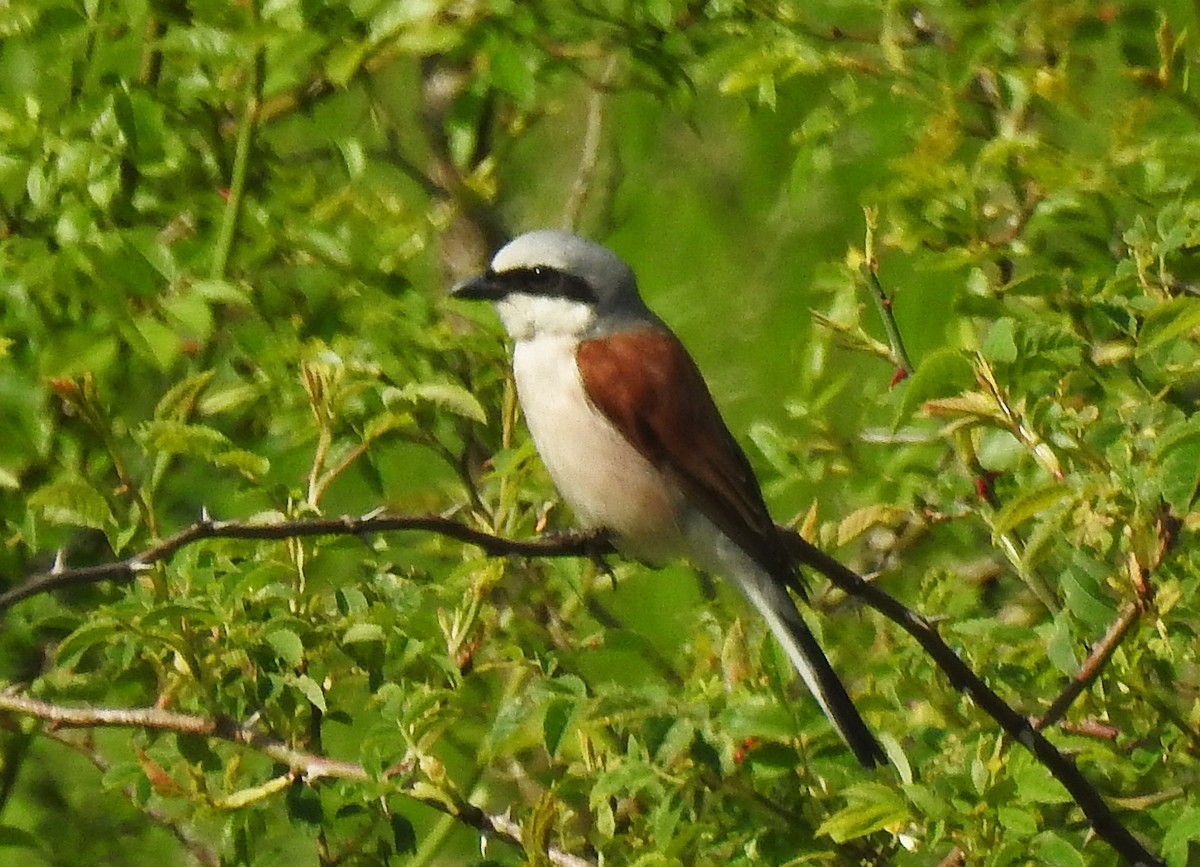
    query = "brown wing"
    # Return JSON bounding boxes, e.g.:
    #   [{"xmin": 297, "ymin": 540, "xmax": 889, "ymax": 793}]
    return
[{"xmin": 576, "ymin": 326, "xmax": 803, "ymax": 594}]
